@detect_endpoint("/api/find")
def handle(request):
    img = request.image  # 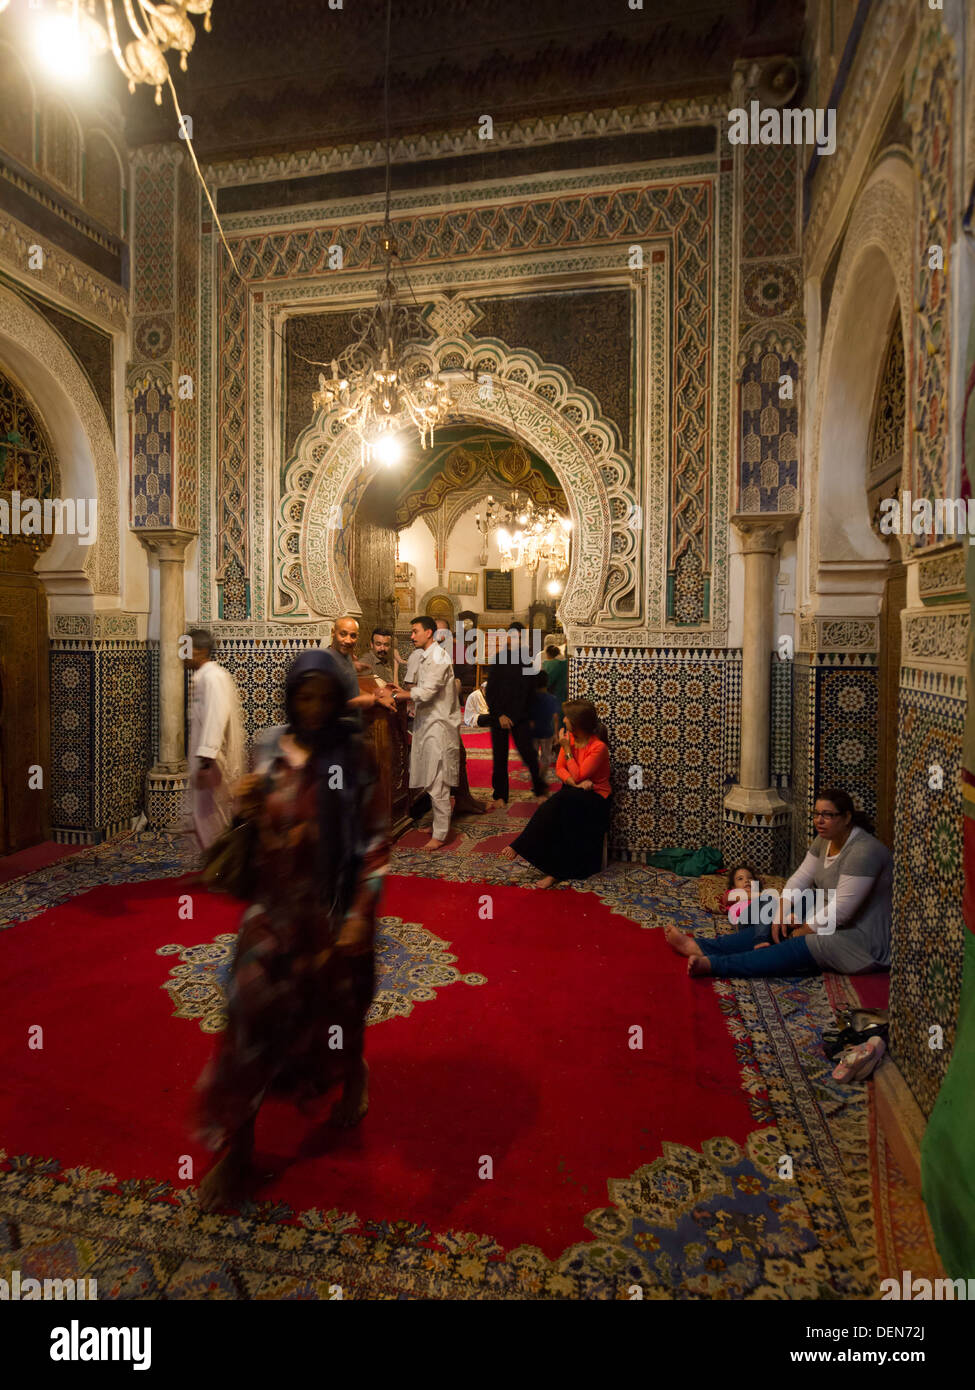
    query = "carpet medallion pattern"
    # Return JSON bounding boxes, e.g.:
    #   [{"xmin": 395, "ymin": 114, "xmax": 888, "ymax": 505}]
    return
[
  {"xmin": 0, "ymin": 824, "xmax": 938, "ymax": 1299},
  {"xmin": 158, "ymin": 918, "xmax": 488, "ymax": 1035}
]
